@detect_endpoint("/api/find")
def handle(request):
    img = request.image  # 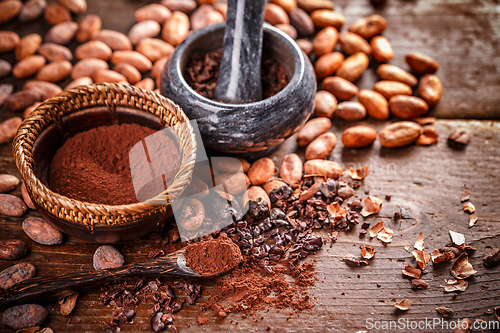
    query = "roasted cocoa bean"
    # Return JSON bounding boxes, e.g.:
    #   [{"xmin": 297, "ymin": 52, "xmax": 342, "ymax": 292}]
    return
[
  {"xmin": 0, "ymin": 31, "xmax": 20, "ymax": 53},
  {"xmin": 24, "ymin": 101, "xmax": 41, "ymax": 118},
  {"xmin": 136, "ymin": 38, "xmax": 174, "ymax": 62},
  {"xmin": 113, "ymin": 62, "xmax": 141, "ymax": 84},
  {"xmin": 389, "ymin": 95, "xmax": 429, "ymax": 119},
  {"xmin": 16, "ymin": 33, "xmax": 42, "ymax": 61},
  {"xmin": 212, "ymin": 157, "xmax": 250, "ymax": 173},
  {"xmin": 314, "ymin": 90, "xmax": 337, "ymax": 118},
  {"xmin": 304, "ymin": 159, "xmax": 342, "ymax": 179},
  {"xmin": 270, "ymin": 0, "xmax": 297, "ymax": 12},
  {"xmin": 0, "ymin": 60, "xmax": 12, "ymax": 79},
  {"xmin": 336, "ymin": 52, "xmax": 369, "ymax": 82},
  {"xmin": 150, "ymin": 56, "xmax": 169, "ymax": 80},
  {"xmin": 379, "ymin": 121, "xmax": 423, "ymax": 148},
  {"xmin": 263, "ymin": 179, "xmax": 288, "ymax": 194},
  {"xmin": 162, "ymin": 11, "xmax": 190, "ymax": 46},
  {"xmin": 264, "ymin": 3, "xmax": 290, "ymax": 26},
  {"xmin": 21, "ymin": 182, "xmax": 36, "ymax": 209},
  {"xmin": 0, "ymin": 174, "xmax": 19, "ymax": 193},
  {"xmin": 4, "ymin": 90, "xmax": 42, "ymax": 111},
  {"xmin": 111, "ymin": 50, "xmax": 153, "ymax": 72},
  {"xmin": 312, "ymin": 26, "xmax": 338, "ymax": 57},
  {"xmin": 36, "ymin": 60, "xmax": 72, "ymax": 82},
  {"xmin": 64, "ymin": 76, "xmax": 93, "ymax": 90},
  {"xmin": 185, "ymin": 176, "xmax": 210, "ymax": 199},
  {"xmin": 76, "ymin": 14, "xmax": 101, "ymax": 43},
  {"xmin": 57, "ymin": 0, "xmax": 87, "ymax": 14},
  {"xmin": 13, "ymin": 55, "xmax": 46, "ymax": 79},
  {"xmin": 297, "ymin": 0, "xmax": 334, "ymax": 13},
  {"xmin": 93, "ymin": 69, "xmax": 128, "ymax": 83},
  {"xmin": 373, "ymin": 80, "xmax": 412, "ymax": 99},
  {"xmin": 296, "ymin": 117, "xmax": 331, "ymax": 146},
  {"xmin": 376, "ymin": 64, "xmax": 418, "ymax": 87},
  {"xmin": 405, "ymin": 51, "xmax": 438, "ymax": 75},
  {"xmin": 483, "ymin": 248, "xmax": 500, "ymax": 267},
  {"xmin": 338, "ymin": 31, "xmax": 371, "ymax": 55},
  {"xmin": 2, "ymin": 304, "xmax": 47, "ymax": 330},
  {"xmin": 128, "ymin": 20, "xmax": 161, "ymax": 45},
  {"xmin": 161, "ymin": 0, "xmax": 197, "ymax": 14},
  {"xmin": 0, "ymin": 239, "xmax": 28, "ymax": 260},
  {"xmin": 305, "ymin": 132, "xmax": 336, "ymax": 160},
  {"xmin": 0, "ymin": 0, "xmax": 23, "ymax": 25},
  {"xmin": 314, "ymin": 52, "xmax": 344, "ymax": 79},
  {"xmin": 44, "ymin": 2, "xmax": 71, "ymax": 25},
  {"xmin": 177, "ymin": 198, "xmax": 205, "ymax": 231},
  {"xmin": 276, "ymin": 24, "xmax": 297, "ymax": 39},
  {"xmin": 45, "ymin": 21, "xmax": 79, "ymax": 45},
  {"xmin": 416, "ymin": 125, "xmax": 438, "ymax": 146},
  {"xmin": 19, "ymin": 0, "xmax": 47, "ymax": 22},
  {"xmin": 135, "ymin": 78, "xmax": 155, "ymax": 90},
  {"xmin": 248, "ymin": 157, "xmax": 276, "ymax": 185},
  {"xmin": 38, "ymin": 43, "xmax": 73, "ymax": 62},
  {"xmin": 418, "ymin": 74, "xmax": 443, "ymax": 107},
  {"xmin": 23, "ymin": 217, "xmax": 63, "ymax": 245},
  {"xmin": 0, "ymin": 262, "xmax": 36, "ymax": 289},
  {"xmin": 24, "ymin": 80, "xmax": 62, "ymax": 100},
  {"xmin": 92, "ymin": 29, "xmax": 132, "ymax": 51},
  {"xmin": 296, "ymin": 38, "xmax": 313, "ymax": 54},
  {"xmin": 75, "ymin": 40, "xmax": 112, "ymax": 60},
  {"xmin": 135, "ymin": 4, "xmax": 171, "ymax": 24},
  {"xmin": 348, "ymin": 14, "xmax": 387, "ymax": 39},
  {"xmin": 280, "ymin": 153, "xmax": 303, "ymax": 186},
  {"xmin": 93, "ymin": 245, "xmax": 125, "ymax": 270},
  {"xmin": 370, "ymin": 36, "xmax": 393, "ymax": 62},
  {"xmin": 335, "ymin": 101, "xmax": 366, "ymax": 121},
  {"xmin": 310, "ymin": 9, "xmax": 344, "ymax": 29},
  {"xmin": 321, "ymin": 76, "xmax": 358, "ymax": 100},
  {"xmin": 71, "ymin": 58, "xmax": 108, "ymax": 79},
  {"xmin": 0, "ymin": 193, "xmax": 27, "ymax": 217},
  {"xmin": 245, "ymin": 186, "xmax": 271, "ymax": 219},
  {"xmin": 214, "ymin": 171, "xmax": 249, "ymax": 195},
  {"xmin": 341, "ymin": 125, "xmax": 377, "ymax": 148},
  {"xmin": 288, "ymin": 7, "xmax": 314, "ymax": 37},
  {"xmin": 358, "ymin": 89, "xmax": 389, "ymax": 120},
  {"xmin": 190, "ymin": 5, "xmax": 224, "ymax": 31}
]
